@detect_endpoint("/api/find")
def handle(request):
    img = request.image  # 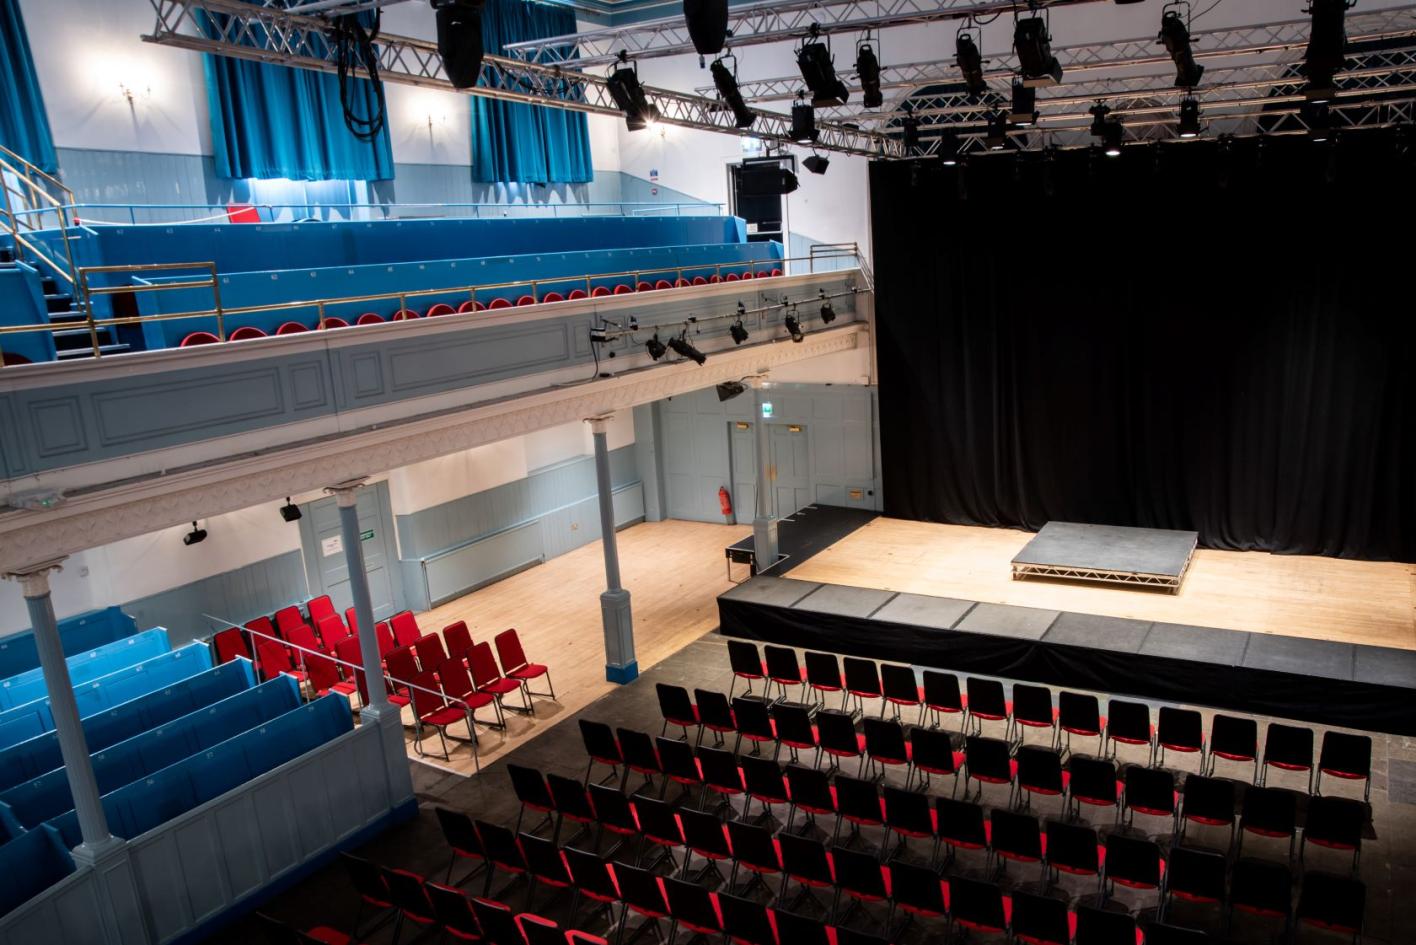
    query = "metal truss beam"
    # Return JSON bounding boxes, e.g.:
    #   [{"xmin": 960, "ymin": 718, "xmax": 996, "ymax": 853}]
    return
[
  {"xmin": 144, "ymin": 0, "xmax": 899, "ymax": 156},
  {"xmin": 501, "ymin": 0, "xmax": 1110, "ymax": 68}
]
